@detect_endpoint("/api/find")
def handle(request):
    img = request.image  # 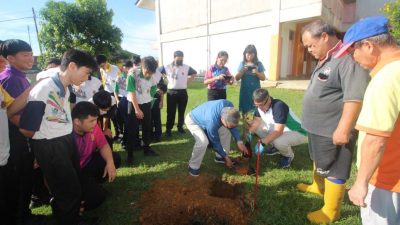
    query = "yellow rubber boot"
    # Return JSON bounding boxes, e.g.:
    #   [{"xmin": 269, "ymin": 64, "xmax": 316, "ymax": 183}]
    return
[
  {"xmin": 297, "ymin": 164, "xmax": 324, "ymax": 197},
  {"xmin": 307, "ymin": 179, "xmax": 346, "ymax": 224}
]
